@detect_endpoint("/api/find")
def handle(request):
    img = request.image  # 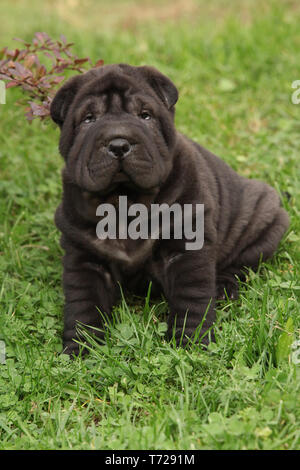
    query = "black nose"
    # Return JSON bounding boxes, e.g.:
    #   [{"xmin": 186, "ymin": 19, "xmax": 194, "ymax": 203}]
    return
[{"xmin": 107, "ymin": 138, "xmax": 132, "ymax": 159}]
